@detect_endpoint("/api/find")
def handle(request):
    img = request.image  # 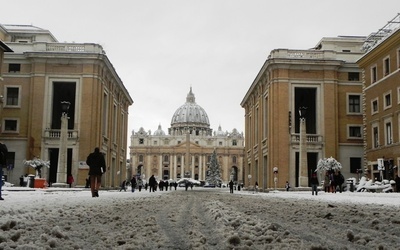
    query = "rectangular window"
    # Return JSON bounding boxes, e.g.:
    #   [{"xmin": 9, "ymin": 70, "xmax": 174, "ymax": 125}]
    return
[
  {"xmin": 348, "ymin": 72, "xmax": 360, "ymax": 81},
  {"xmin": 232, "ymin": 140, "xmax": 237, "ymax": 146},
  {"xmin": 4, "ymin": 119, "xmax": 18, "ymax": 132},
  {"xmin": 372, "ymin": 99, "xmax": 378, "ymax": 114},
  {"xmin": 384, "ymin": 57, "xmax": 390, "ymax": 76},
  {"xmin": 348, "ymin": 95, "xmax": 361, "ymax": 113},
  {"xmin": 398, "ymin": 87, "xmax": 400, "ymax": 104},
  {"xmin": 384, "ymin": 93, "xmax": 391, "ymax": 109},
  {"xmin": 385, "ymin": 122, "xmax": 392, "ymax": 145},
  {"xmin": 398, "ymin": 49, "xmax": 400, "ymax": 68},
  {"xmin": 6, "ymin": 87, "xmax": 20, "ymax": 106},
  {"xmin": 102, "ymin": 92, "xmax": 108, "ymax": 136},
  {"xmin": 349, "ymin": 126, "xmax": 362, "ymax": 138},
  {"xmin": 113, "ymin": 104, "xmax": 117, "ymax": 143},
  {"xmin": 8, "ymin": 64, "xmax": 20, "ymax": 72},
  {"xmin": 371, "ymin": 66, "xmax": 377, "ymax": 83},
  {"xmin": 350, "ymin": 157, "xmax": 361, "ymax": 174},
  {"xmin": 139, "ymin": 138, "xmax": 144, "ymax": 144},
  {"xmin": 219, "ymin": 141, "xmax": 223, "ymax": 146},
  {"xmin": 373, "ymin": 126, "xmax": 379, "ymax": 148}
]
